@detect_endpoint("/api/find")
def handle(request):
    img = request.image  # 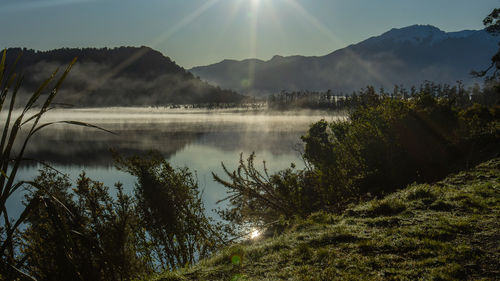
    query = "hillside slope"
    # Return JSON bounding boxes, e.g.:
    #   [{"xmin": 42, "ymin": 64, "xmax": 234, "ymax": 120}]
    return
[
  {"xmin": 5, "ymin": 47, "xmax": 244, "ymax": 106},
  {"xmin": 153, "ymin": 158, "xmax": 500, "ymax": 280},
  {"xmin": 191, "ymin": 25, "xmax": 498, "ymax": 96}
]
